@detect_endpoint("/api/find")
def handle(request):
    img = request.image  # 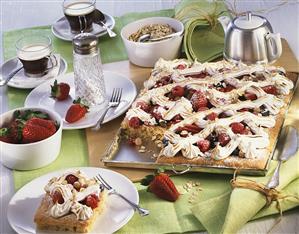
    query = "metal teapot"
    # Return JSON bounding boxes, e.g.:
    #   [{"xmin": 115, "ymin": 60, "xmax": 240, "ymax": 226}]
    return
[{"xmin": 218, "ymin": 12, "xmax": 282, "ymax": 64}]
